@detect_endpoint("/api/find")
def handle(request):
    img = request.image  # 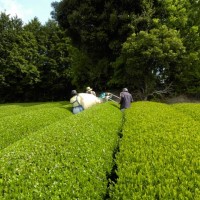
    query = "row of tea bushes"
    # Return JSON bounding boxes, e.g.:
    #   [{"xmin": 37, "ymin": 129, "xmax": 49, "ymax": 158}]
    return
[
  {"xmin": 109, "ymin": 102, "xmax": 200, "ymax": 199},
  {"xmin": 0, "ymin": 102, "xmax": 122, "ymax": 199},
  {"xmin": 172, "ymin": 103, "xmax": 200, "ymax": 122},
  {"xmin": 0, "ymin": 102, "xmax": 67, "ymax": 118},
  {"xmin": 0, "ymin": 103, "xmax": 72, "ymax": 150}
]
